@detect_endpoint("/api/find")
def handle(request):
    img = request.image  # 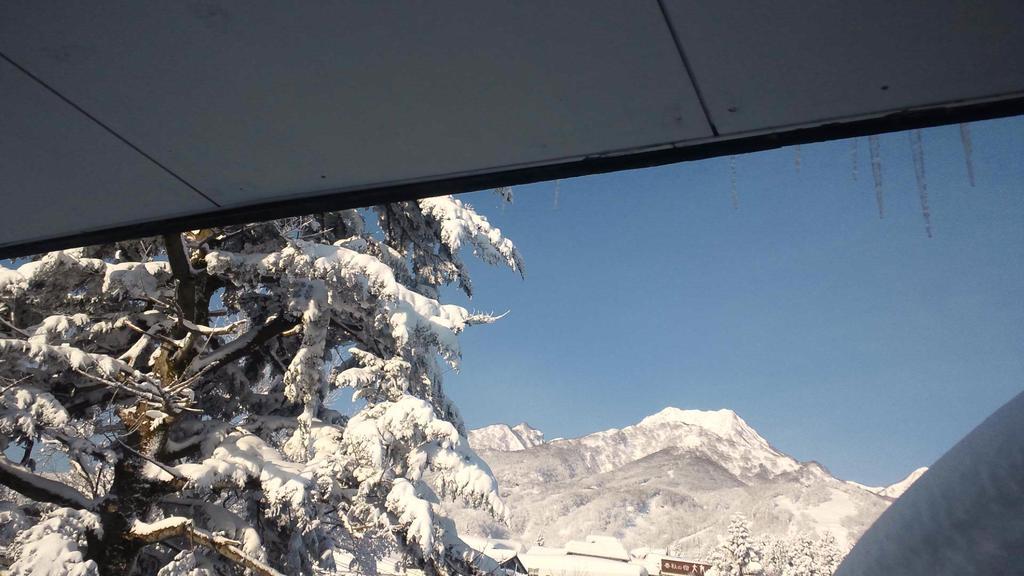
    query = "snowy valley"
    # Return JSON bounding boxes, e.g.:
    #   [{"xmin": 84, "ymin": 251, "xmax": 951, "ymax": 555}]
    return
[{"xmin": 455, "ymin": 408, "xmax": 924, "ymax": 558}]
